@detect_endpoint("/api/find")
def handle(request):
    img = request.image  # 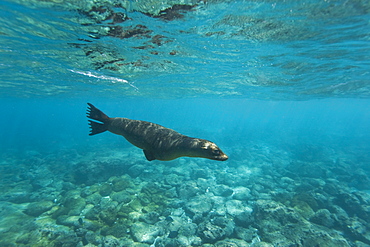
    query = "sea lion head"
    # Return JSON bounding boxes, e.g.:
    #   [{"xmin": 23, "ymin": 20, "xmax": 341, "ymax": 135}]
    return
[{"xmin": 198, "ymin": 140, "xmax": 228, "ymax": 161}]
